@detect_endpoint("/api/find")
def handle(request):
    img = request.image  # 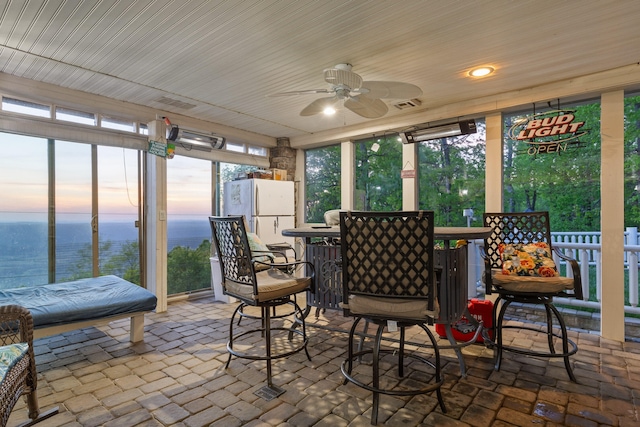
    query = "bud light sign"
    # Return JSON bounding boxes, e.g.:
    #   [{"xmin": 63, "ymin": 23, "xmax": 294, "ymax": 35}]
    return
[{"xmin": 508, "ymin": 110, "xmax": 587, "ymax": 155}]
